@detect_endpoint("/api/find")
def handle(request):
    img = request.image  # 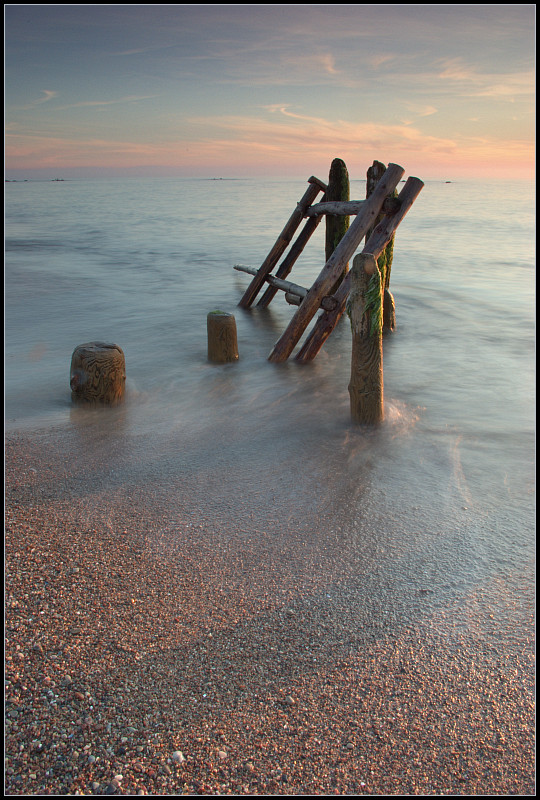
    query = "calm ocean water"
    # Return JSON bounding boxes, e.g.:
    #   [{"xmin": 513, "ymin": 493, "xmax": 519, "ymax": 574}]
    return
[{"xmin": 4, "ymin": 176, "xmax": 535, "ymax": 635}]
